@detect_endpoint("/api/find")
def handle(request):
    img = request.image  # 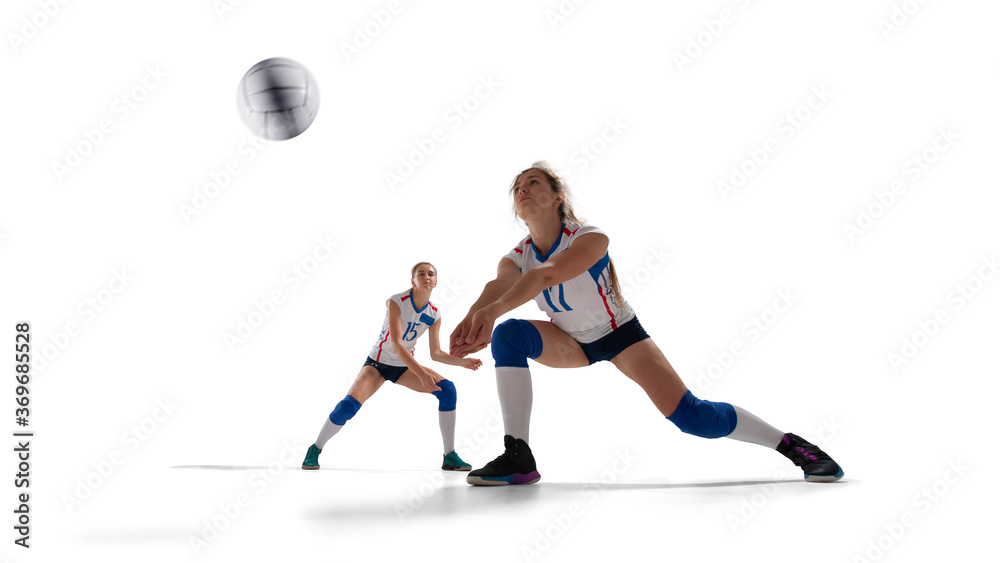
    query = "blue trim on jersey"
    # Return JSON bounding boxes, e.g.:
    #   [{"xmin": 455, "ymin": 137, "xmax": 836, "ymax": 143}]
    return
[
  {"xmin": 557, "ymin": 283, "xmax": 573, "ymax": 311},
  {"xmin": 531, "ymin": 222, "xmax": 565, "ymax": 263},
  {"xmin": 408, "ymin": 290, "xmax": 429, "ymax": 313},
  {"xmin": 542, "ymin": 287, "xmax": 560, "ymax": 312},
  {"xmin": 419, "ymin": 312, "xmax": 436, "ymax": 326},
  {"xmin": 587, "ymin": 252, "xmax": 611, "ymax": 284}
]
